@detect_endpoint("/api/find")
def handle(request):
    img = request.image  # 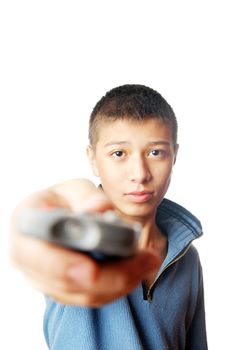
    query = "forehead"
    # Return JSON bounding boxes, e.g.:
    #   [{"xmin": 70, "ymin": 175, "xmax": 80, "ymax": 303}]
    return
[{"xmin": 95, "ymin": 118, "xmax": 174, "ymax": 146}]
